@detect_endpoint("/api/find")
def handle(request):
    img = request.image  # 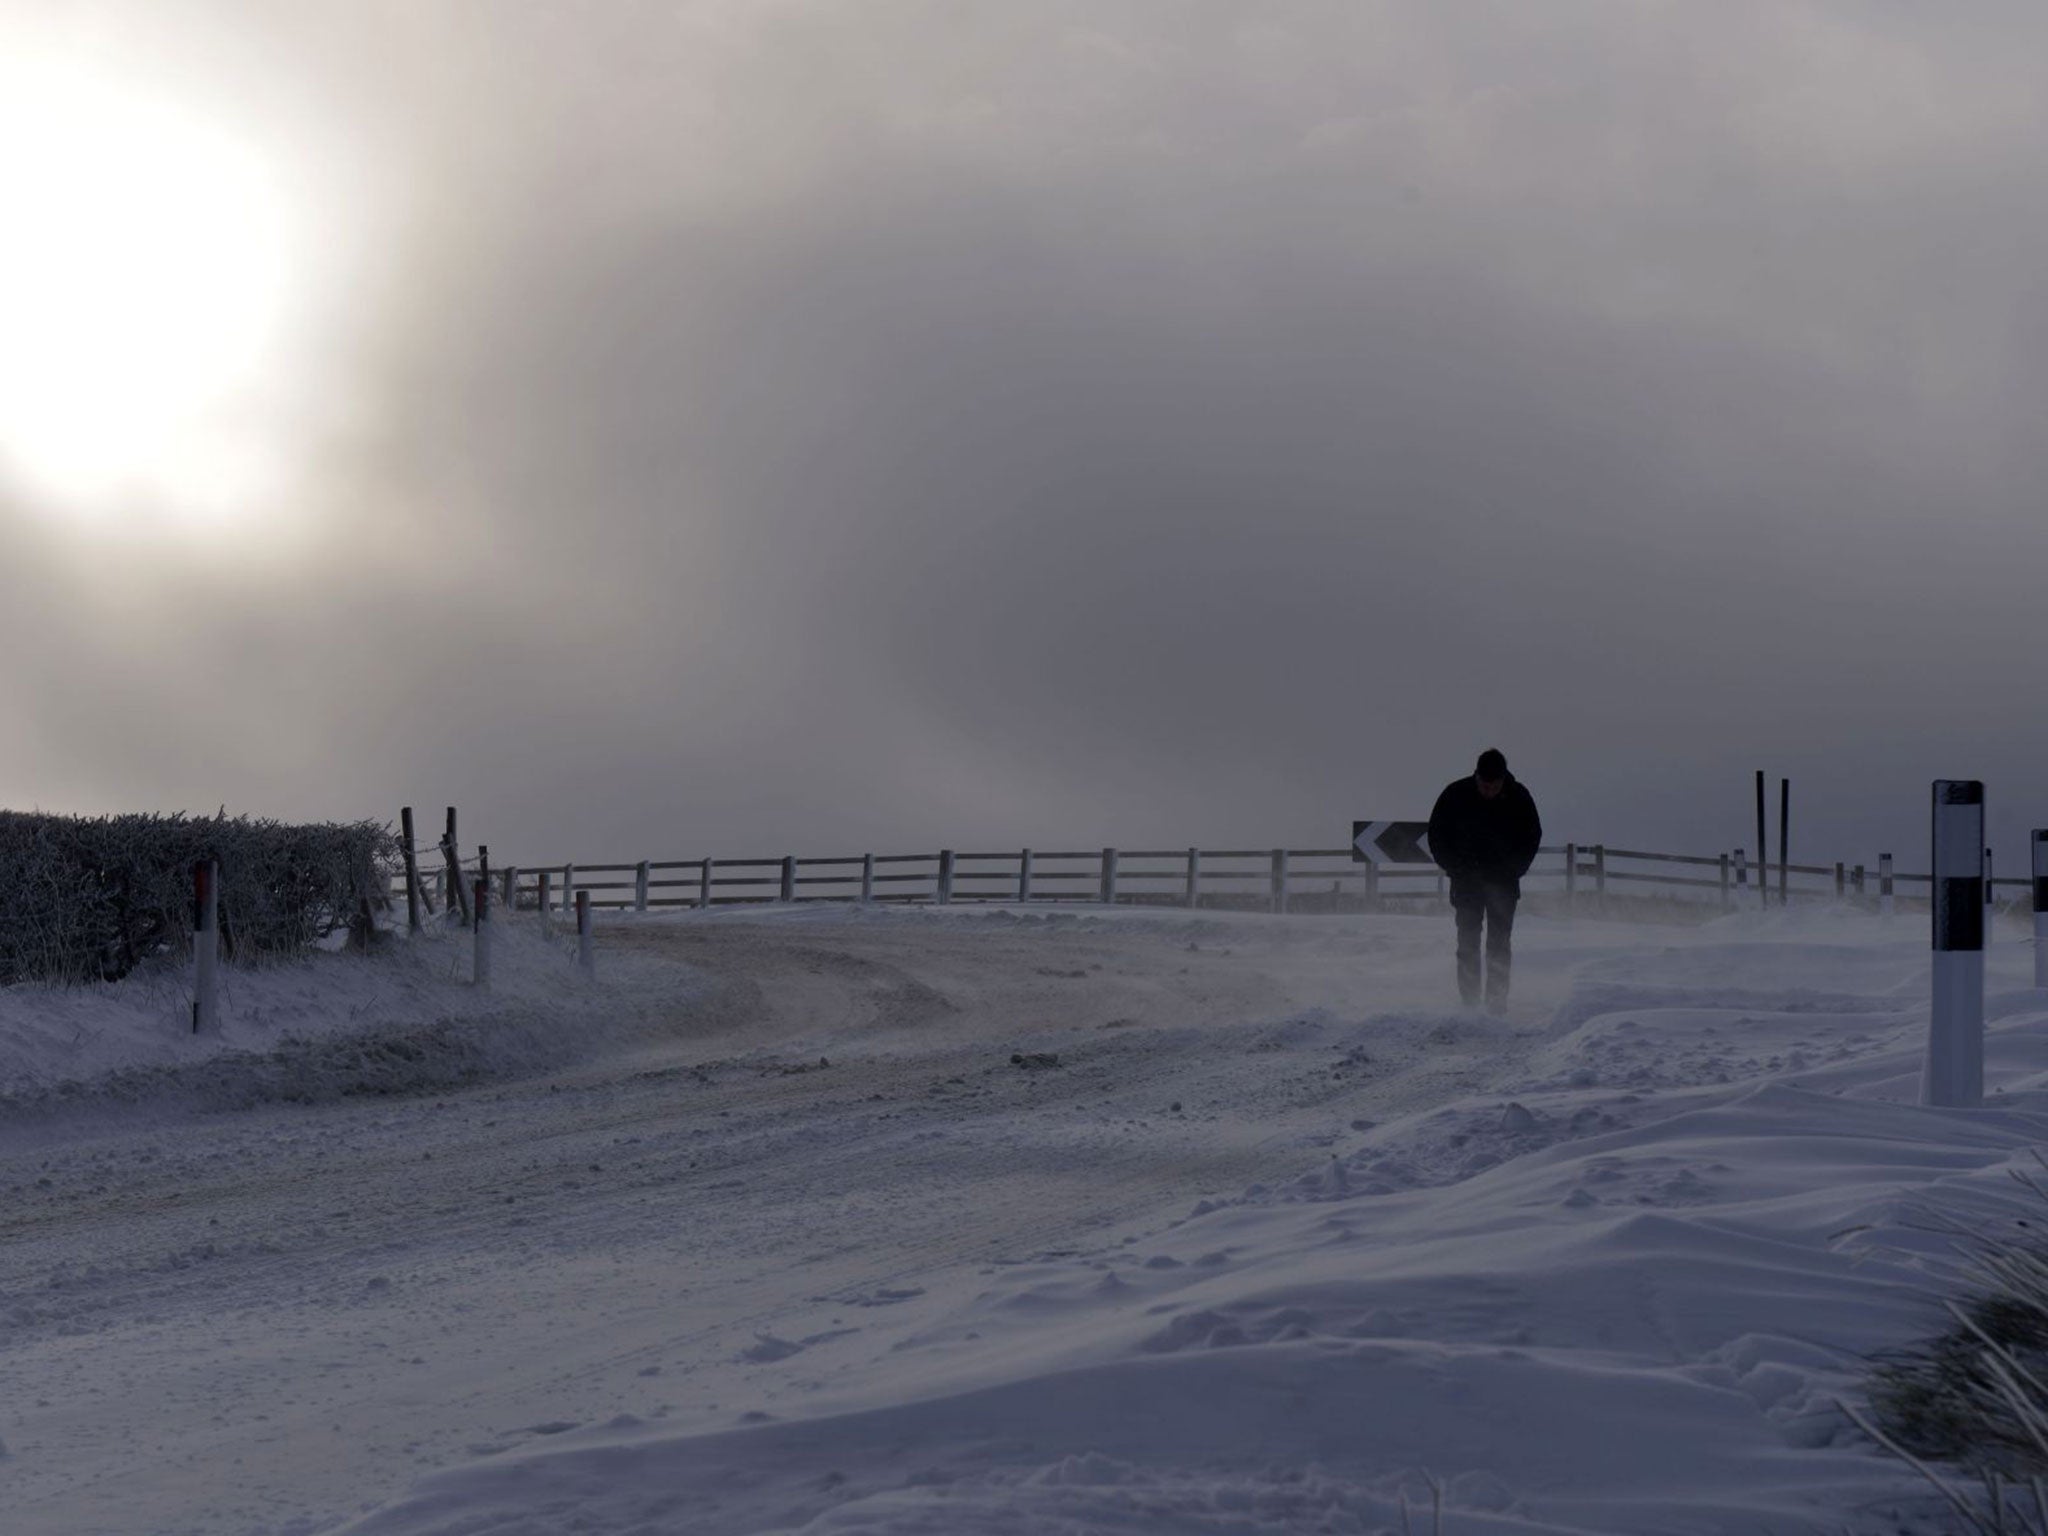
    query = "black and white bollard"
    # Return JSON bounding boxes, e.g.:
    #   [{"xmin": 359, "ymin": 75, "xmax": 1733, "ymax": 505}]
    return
[
  {"xmin": 191, "ymin": 858, "xmax": 220, "ymax": 1034},
  {"xmin": 576, "ymin": 889, "xmax": 595, "ymax": 979},
  {"xmin": 1879, "ymin": 852, "xmax": 1894, "ymax": 920},
  {"xmin": 2032, "ymin": 829, "xmax": 2047, "ymax": 989},
  {"xmin": 1985, "ymin": 848, "xmax": 1995, "ymax": 946},
  {"xmin": 473, "ymin": 877, "xmax": 491, "ymax": 989},
  {"xmin": 1926, "ymin": 781, "xmax": 1986, "ymax": 1108}
]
